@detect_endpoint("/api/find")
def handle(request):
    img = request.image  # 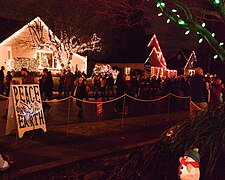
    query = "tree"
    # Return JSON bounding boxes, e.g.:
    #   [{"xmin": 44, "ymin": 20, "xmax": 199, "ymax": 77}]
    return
[
  {"xmin": 17, "ymin": 17, "xmax": 101, "ymax": 69},
  {"xmin": 96, "ymin": 0, "xmax": 225, "ymax": 62},
  {"xmin": 156, "ymin": 0, "xmax": 225, "ymax": 61}
]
